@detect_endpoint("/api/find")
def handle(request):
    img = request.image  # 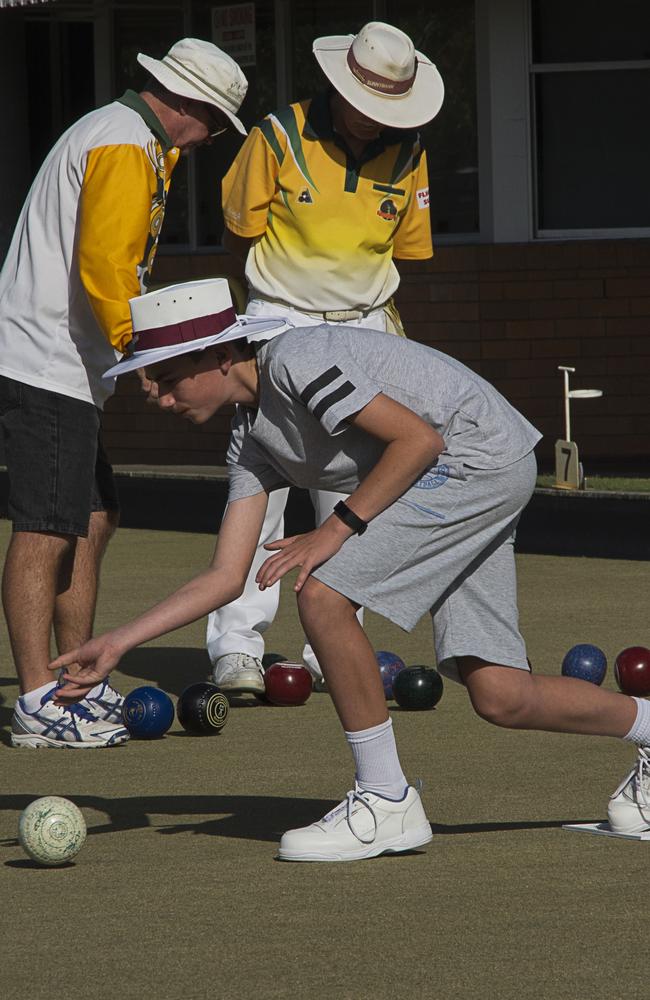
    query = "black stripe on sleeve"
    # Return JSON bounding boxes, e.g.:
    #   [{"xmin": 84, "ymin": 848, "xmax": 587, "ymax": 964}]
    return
[
  {"xmin": 312, "ymin": 381, "xmax": 356, "ymax": 421},
  {"xmin": 300, "ymin": 366, "xmax": 342, "ymax": 406}
]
